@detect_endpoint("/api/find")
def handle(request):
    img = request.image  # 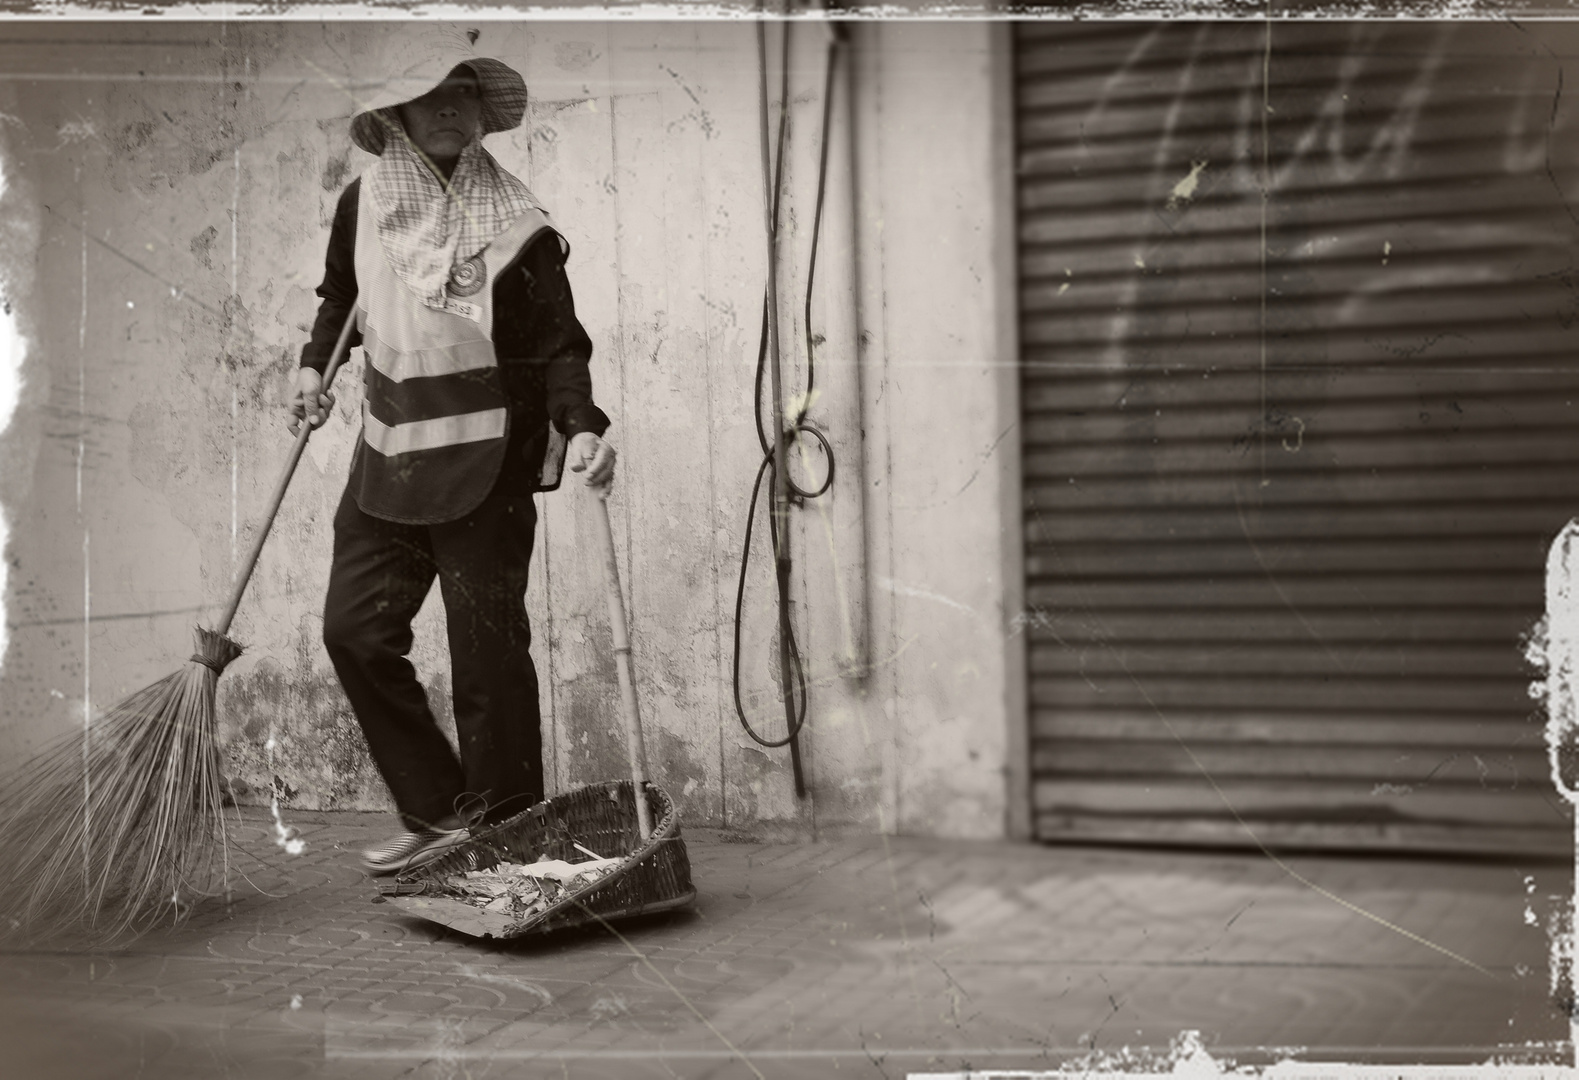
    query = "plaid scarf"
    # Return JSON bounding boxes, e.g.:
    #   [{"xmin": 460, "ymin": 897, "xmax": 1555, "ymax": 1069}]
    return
[{"xmin": 366, "ymin": 132, "xmax": 544, "ymax": 311}]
